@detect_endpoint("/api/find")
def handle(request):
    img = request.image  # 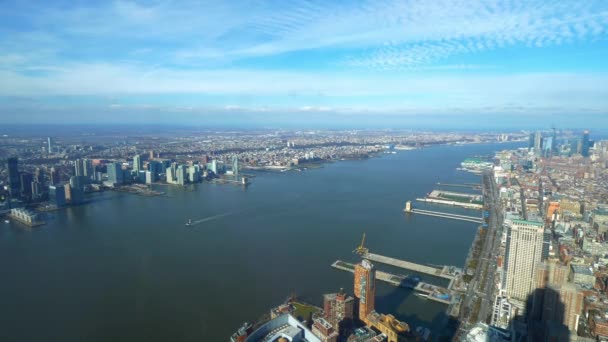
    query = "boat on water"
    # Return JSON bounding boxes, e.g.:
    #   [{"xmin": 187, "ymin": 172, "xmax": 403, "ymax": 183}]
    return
[
  {"xmin": 415, "ymin": 293, "xmax": 429, "ymax": 299},
  {"xmin": 185, "ymin": 219, "xmax": 192, "ymax": 226},
  {"xmin": 4, "ymin": 220, "xmax": 9, "ymax": 224}
]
